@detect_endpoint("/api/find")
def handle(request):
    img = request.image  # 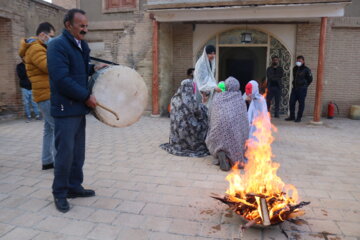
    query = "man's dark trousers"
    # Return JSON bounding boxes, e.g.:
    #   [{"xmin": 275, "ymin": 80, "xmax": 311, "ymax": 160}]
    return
[
  {"xmin": 289, "ymin": 87, "xmax": 307, "ymax": 120},
  {"xmin": 52, "ymin": 116, "xmax": 86, "ymax": 198},
  {"xmin": 266, "ymin": 86, "xmax": 281, "ymax": 116}
]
